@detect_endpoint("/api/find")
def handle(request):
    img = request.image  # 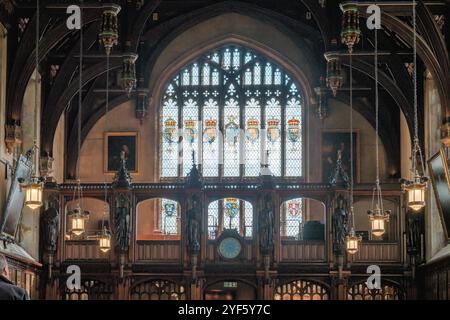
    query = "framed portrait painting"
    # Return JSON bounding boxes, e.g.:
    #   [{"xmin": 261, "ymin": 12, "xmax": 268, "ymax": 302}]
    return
[
  {"xmin": 321, "ymin": 130, "xmax": 359, "ymax": 183},
  {"xmin": 104, "ymin": 132, "xmax": 139, "ymax": 173}
]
